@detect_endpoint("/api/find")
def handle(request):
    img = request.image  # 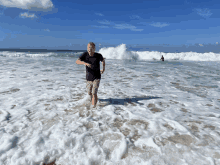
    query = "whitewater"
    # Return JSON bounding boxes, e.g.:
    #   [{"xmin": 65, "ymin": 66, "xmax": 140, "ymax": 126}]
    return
[{"xmin": 0, "ymin": 44, "xmax": 220, "ymax": 165}]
